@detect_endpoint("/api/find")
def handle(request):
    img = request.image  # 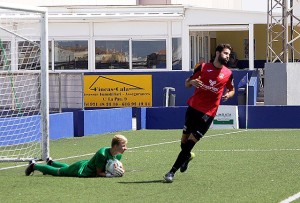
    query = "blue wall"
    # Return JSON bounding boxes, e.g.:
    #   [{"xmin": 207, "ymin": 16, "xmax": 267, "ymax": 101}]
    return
[
  {"xmin": 238, "ymin": 106, "xmax": 300, "ymax": 128},
  {"xmin": 2, "ymin": 104, "xmax": 298, "ymax": 148},
  {"xmin": 50, "ymin": 113, "xmax": 74, "ymax": 140},
  {"xmin": 137, "ymin": 106, "xmax": 300, "ymax": 129},
  {"xmin": 136, "ymin": 107, "xmax": 147, "ymax": 130},
  {"xmin": 76, "ymin": 107, "xmax": 132, "ymax": 136},
  {"xmin": 144, "ymin": 106, "xmax": 187, "ymax": 130}
]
